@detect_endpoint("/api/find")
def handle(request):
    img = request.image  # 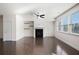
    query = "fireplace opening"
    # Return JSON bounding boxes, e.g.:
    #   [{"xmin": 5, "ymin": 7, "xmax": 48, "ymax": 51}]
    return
[{"xmin": 35, "ymin": 29, "xmax": 43, "ymax": 38}]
